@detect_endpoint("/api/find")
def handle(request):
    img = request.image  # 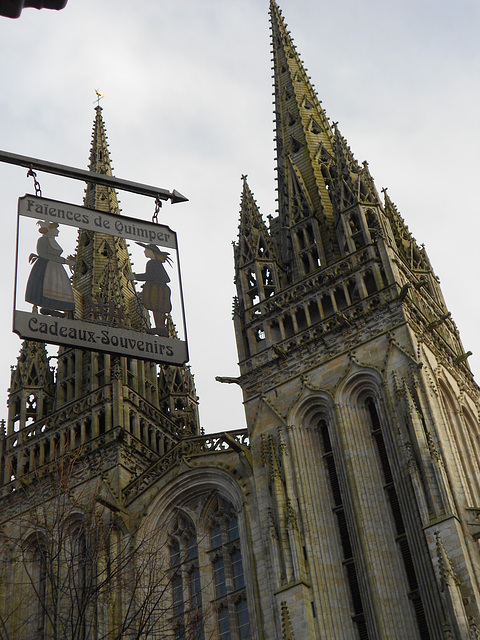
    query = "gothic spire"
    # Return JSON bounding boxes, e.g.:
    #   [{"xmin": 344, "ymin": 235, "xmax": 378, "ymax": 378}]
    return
[
  {"xmin": 236, "ymin": 176, "xmax": 280, "ymax": 266},
  {"xmin": 270, "ymin": 0, "xmax": 339, "ymax": 268},
  {"xmin": 232, "ymin": 2, "xmax": 471, "ymax": 376},
  {"xmin": 237, "ymin": 176, "xmax": 266, "ymax": 242},
  {"xmin": 234, "ymin": 176, "xmax": 283, "ymax": 307},
  {"xmin": 84, "ymin": 106, "xmax": 121, "ymax": 214},
  {"xmin": 72, "ymin": 107, "xmax": 146, "ymax": 330}
]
